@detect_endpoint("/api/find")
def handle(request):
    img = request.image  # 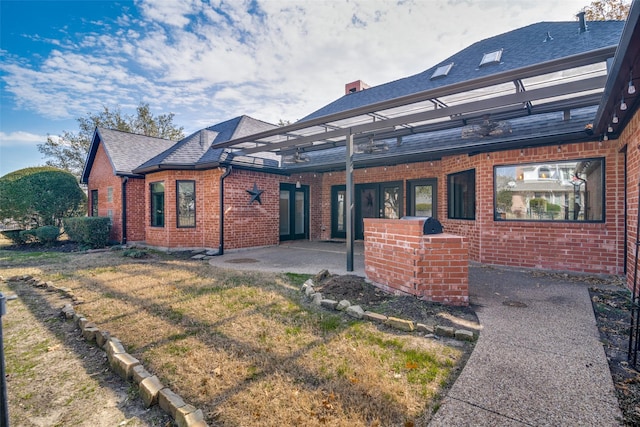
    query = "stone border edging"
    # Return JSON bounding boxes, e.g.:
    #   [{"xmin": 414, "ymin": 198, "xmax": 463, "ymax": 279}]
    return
[
  {"xmin": 3, "ymin": 275, "xmax": 208, "ymax": 427},
  {"xmin": 301, "ymin": 277, "xmax": 477, "ymax": 342}
]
